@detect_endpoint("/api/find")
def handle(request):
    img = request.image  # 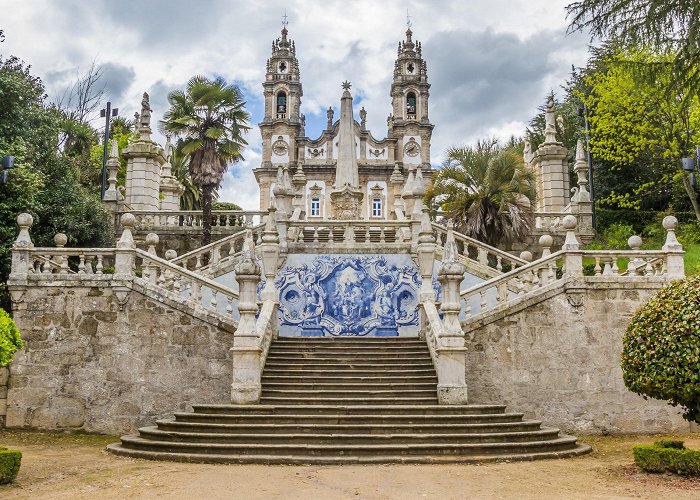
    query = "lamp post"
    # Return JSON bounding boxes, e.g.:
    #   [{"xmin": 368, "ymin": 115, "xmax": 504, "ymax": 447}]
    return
[
  {"xmin": 100, "ymin": 102, "xmax": 119, "ymax": 199},
  {"xmin": 1, "ymin": 155, "xmax": 14, "ymax": 184},
  {"xmin": 681, "ymin": 146, "xmax": 699, "ymax": 187}
]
